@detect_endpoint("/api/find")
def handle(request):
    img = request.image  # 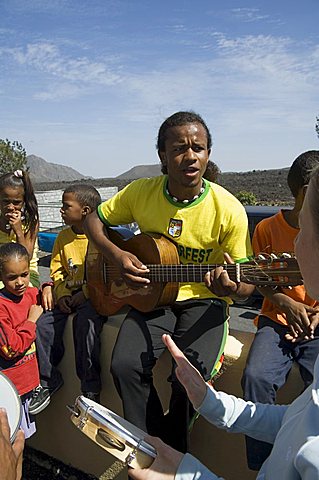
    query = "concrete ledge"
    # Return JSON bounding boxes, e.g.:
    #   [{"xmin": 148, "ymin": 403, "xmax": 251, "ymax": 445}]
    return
[{"xmin": 28, "ymin": 315, "xmax": 303, "ymax": 479}]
